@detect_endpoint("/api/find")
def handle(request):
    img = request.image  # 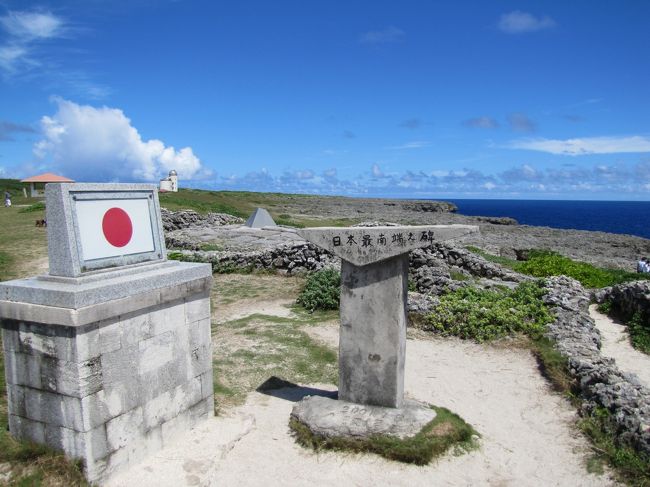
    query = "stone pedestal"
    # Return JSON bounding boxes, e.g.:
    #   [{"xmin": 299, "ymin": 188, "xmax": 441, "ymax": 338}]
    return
[
  {"xmin": 293, "ymin": 225, "xmax": 478, "ymax": 443},
  {"xmin": 339, "ymin": 254, "xmax": 408, "ymax": 408},
  {"xmin": 0, "ymin": 261, "xmax": 213, "ymax": 483}
]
